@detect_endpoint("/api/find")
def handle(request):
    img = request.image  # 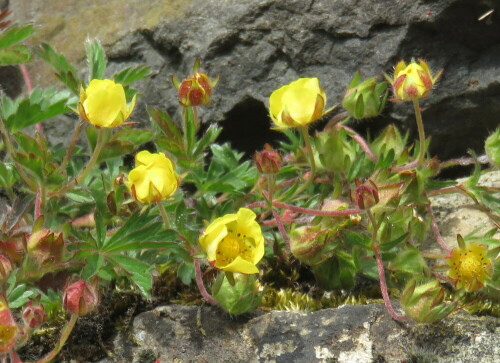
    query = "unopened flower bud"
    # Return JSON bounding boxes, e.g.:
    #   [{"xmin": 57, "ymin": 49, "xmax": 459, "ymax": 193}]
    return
[
  {"xmin": 0, "ymin": 255, "xmax": 13, "ymax": 284},
  {"xmin": 290, "ymin": 225, "xmax": 337, "ymax": 266},
  {"xmin": 63, "ymin": 280, "xmax": 99, "ymax": 316},
  {"xmin": 0, "ymin": 296, "xmax": 18, "ymax": 352},
  {"xmin": 385, "ymin": 59, "xmax": 442, "ymax": 102},
  {"xmin": 27, "ymin": 229, "xmax": 64, "ymax": 266},
  {"xmin": 351, "ymin": 179, "xmax": 379, "ymax": 210},
  {"xmin": 400, "ymin": 279, "xmax": 456, "ymax": 323},
  {"xmin": 254, "ymin": 144, "xmax": 282, "ymax": 174},
  {"xmin": 342, "ymin": 72, "xmax": 388, "ymax": 119},
  {"xmin": 173, "ymin": 60, "xmax": 219, "ymax": 107},
  {"xmin": 22, "ymin": 301, "xmax": 46, "ymax": 329},
  {"xmin": 213, "ymin": 273, "xmax": 262, "ymax": 315}
]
